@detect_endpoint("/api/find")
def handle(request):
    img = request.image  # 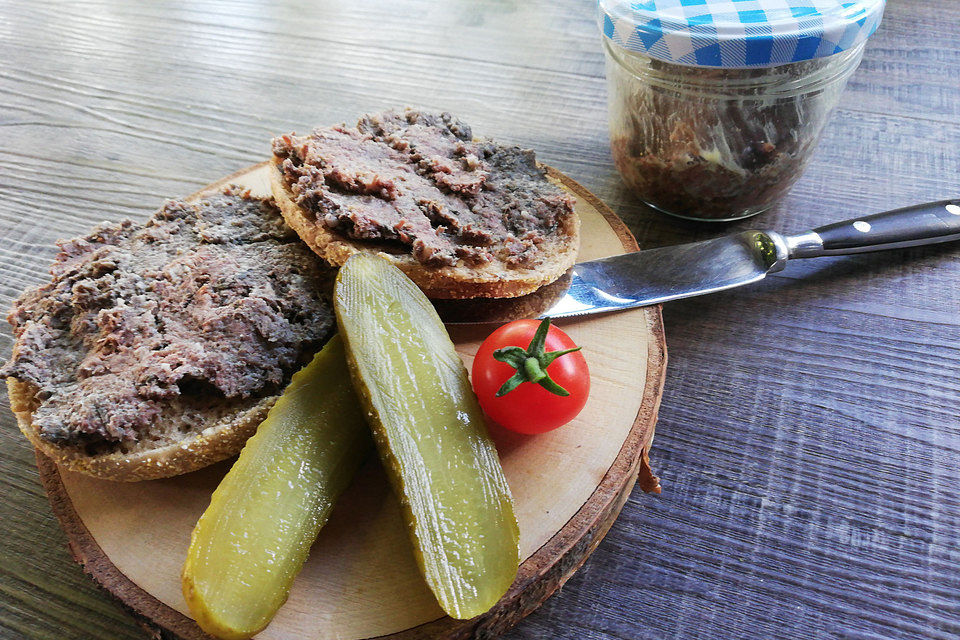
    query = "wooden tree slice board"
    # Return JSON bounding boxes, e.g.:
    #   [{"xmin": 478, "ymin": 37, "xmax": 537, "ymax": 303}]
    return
[{"xmin": 35, "ymin": 163, "xmax": 667, "ymax": 640}]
